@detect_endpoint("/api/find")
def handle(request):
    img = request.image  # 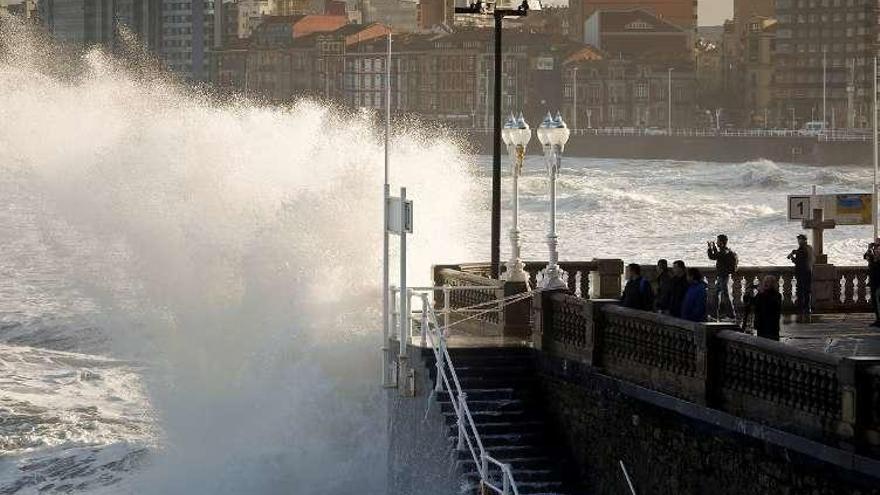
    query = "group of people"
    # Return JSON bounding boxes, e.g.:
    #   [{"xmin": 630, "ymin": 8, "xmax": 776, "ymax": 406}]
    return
[{"xmin": 620, "ymin": 233, "xmax": 818, "ymax": 342}]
